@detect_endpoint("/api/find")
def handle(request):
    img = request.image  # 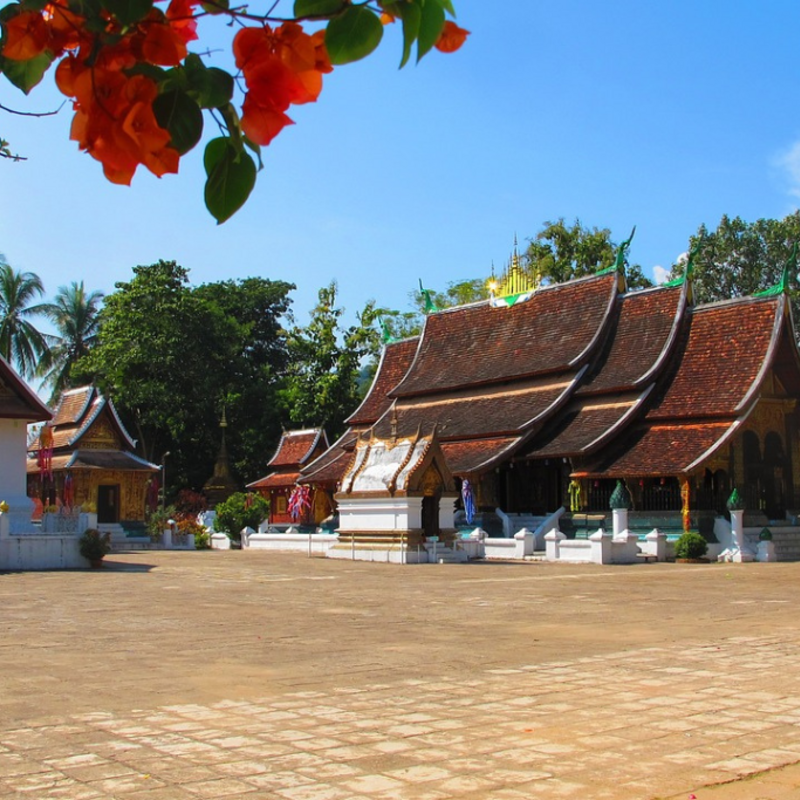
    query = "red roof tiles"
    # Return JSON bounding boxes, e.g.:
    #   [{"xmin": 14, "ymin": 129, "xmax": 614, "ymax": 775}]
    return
[
  {"xmin": 646, "ymin": 296, "xmax": 780, "ymax": 421},
  {"xmin": 267, "ymin": 429, "xmax": 327, "ymax": 468},
  {"xmin": 391, "ymin": 273, "xmax": 617, "ymax": 397},
  {"xmin": 347, "ymin": 338, "xmax": 418, "ymax": 426}
]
